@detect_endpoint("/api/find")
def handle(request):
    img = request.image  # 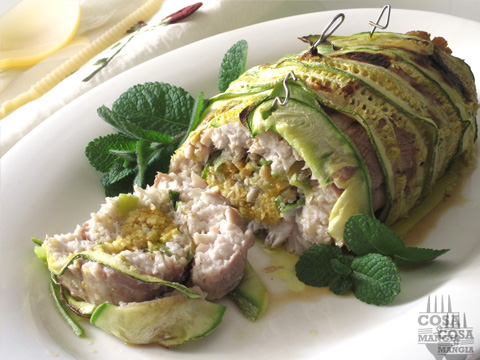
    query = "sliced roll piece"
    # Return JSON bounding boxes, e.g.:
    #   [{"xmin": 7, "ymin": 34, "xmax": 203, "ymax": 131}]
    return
[{"xmin": 42, "ymin": 173, "xmax": 254, "ymax": 306}]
